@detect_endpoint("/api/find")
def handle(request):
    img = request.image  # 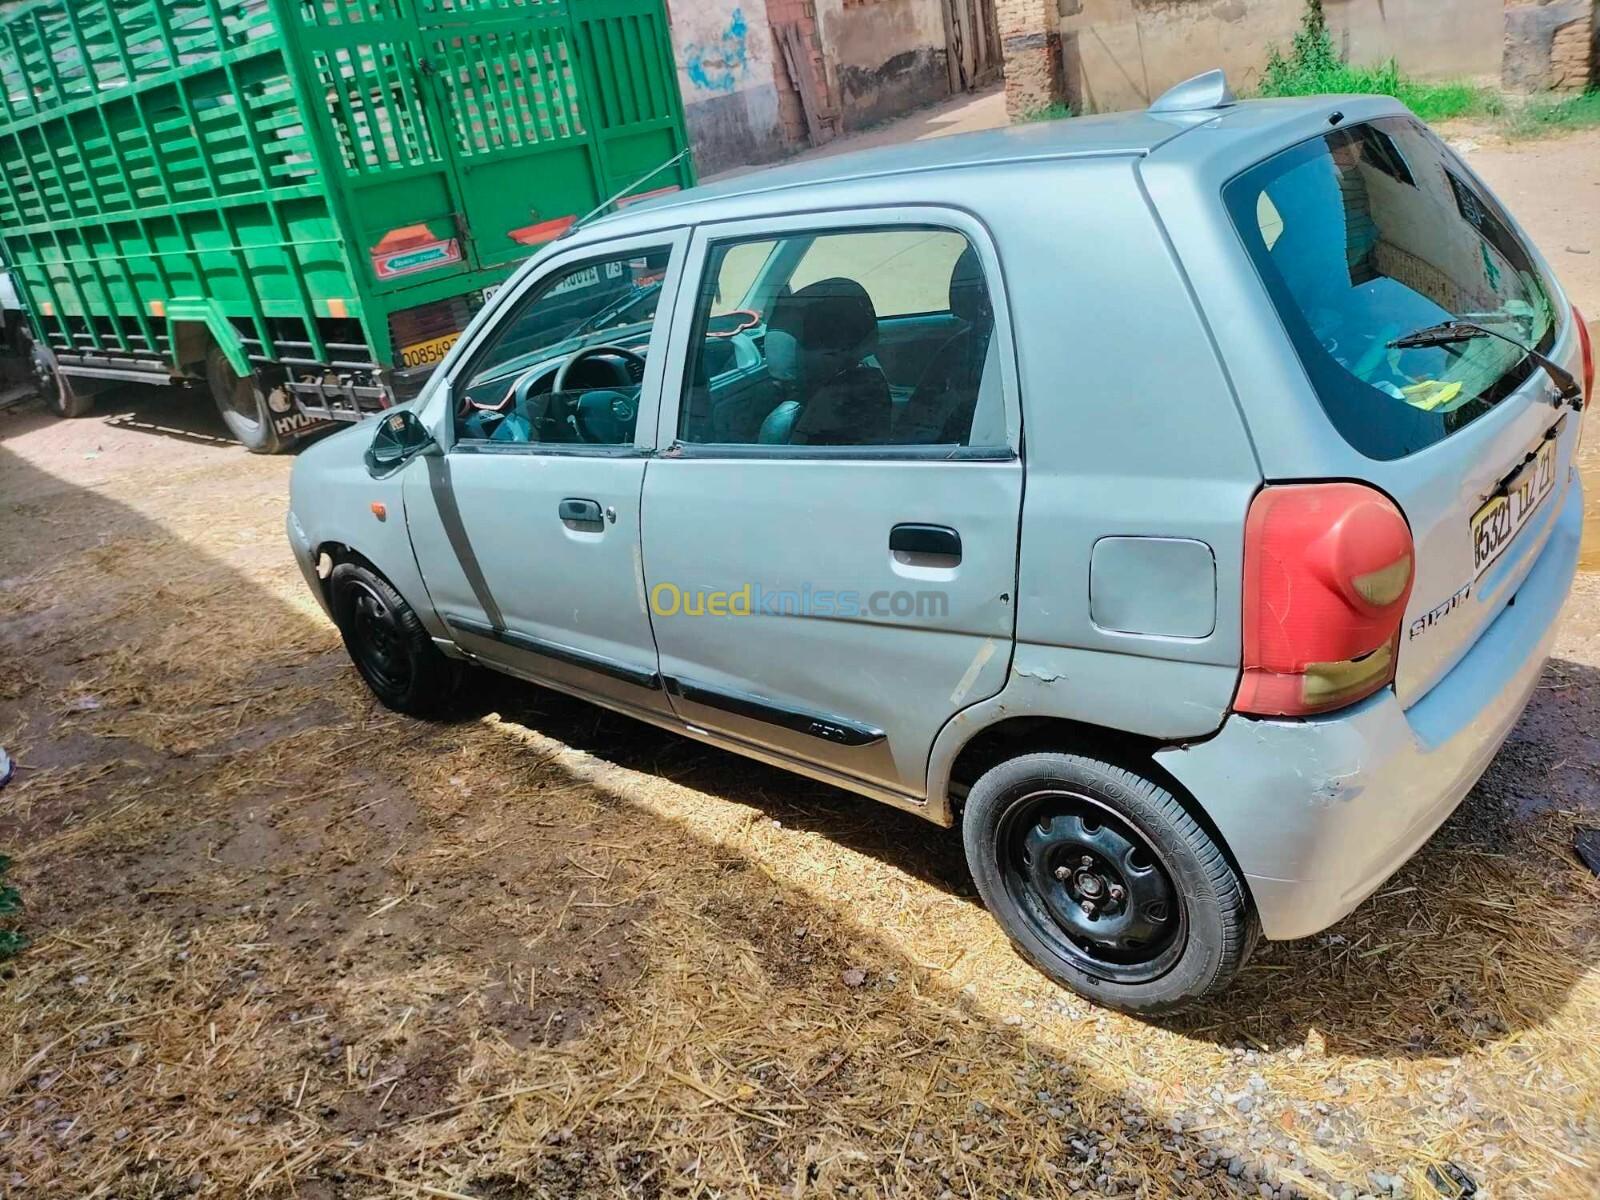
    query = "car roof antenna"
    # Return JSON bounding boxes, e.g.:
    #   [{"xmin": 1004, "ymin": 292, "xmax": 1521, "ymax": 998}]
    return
[
  {"xmin": 562, "ymin": 148, "xmax": 692, "ymax": 239},
  {"xmin": 1148, "ymin": 68, "xmax": 1236, "ymax": 114}
]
